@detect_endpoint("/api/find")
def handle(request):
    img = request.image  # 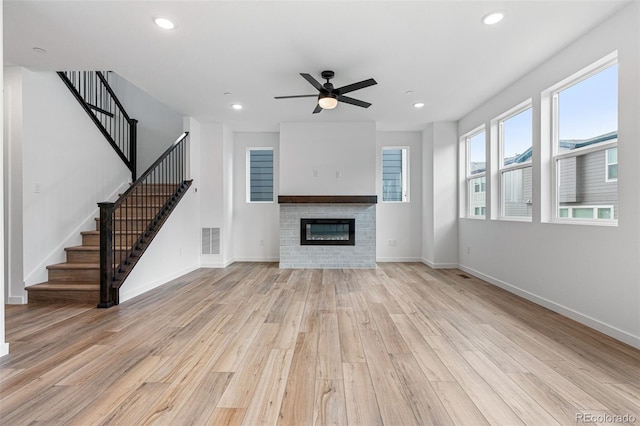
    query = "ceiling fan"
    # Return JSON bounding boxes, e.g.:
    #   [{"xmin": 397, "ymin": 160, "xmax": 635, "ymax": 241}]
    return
[{"xmin": 275, "ymin": 70, "xmax": 377, "ymax": 114}]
